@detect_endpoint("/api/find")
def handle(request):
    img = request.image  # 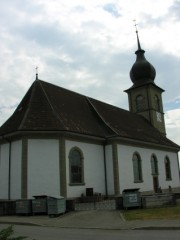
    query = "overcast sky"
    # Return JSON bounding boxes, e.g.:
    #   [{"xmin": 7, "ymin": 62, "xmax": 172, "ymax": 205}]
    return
[{"xmin": 0, "ymin": 0, "xmax": 180, "ymax": 152}]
